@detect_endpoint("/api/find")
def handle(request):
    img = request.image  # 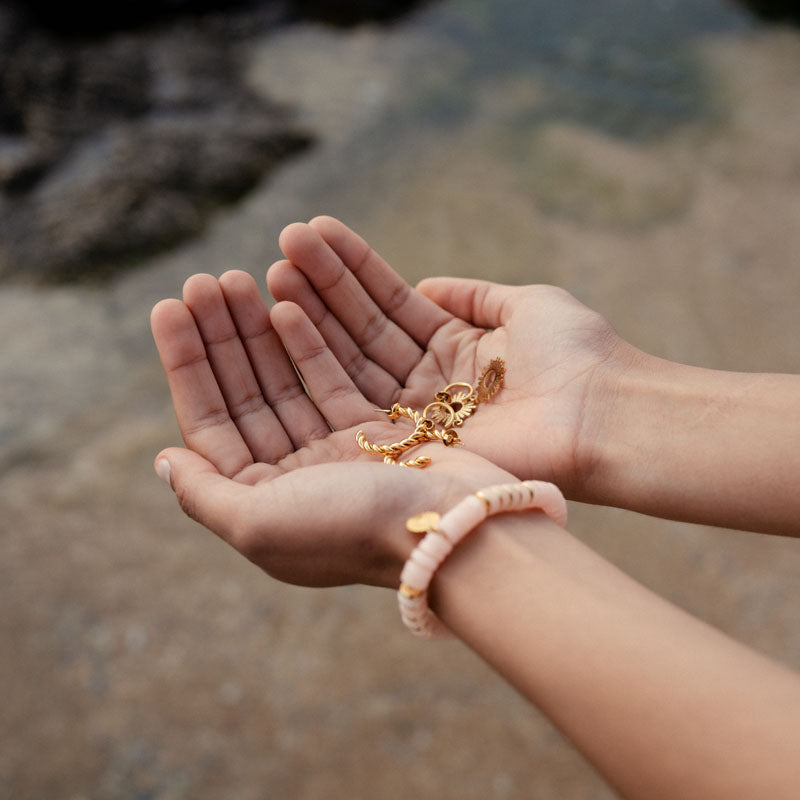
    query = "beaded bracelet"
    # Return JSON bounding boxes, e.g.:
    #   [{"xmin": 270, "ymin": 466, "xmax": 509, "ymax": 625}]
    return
[{"xmin": 398, "ymin": 480, "xmax": 568, "ymax": 639}]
